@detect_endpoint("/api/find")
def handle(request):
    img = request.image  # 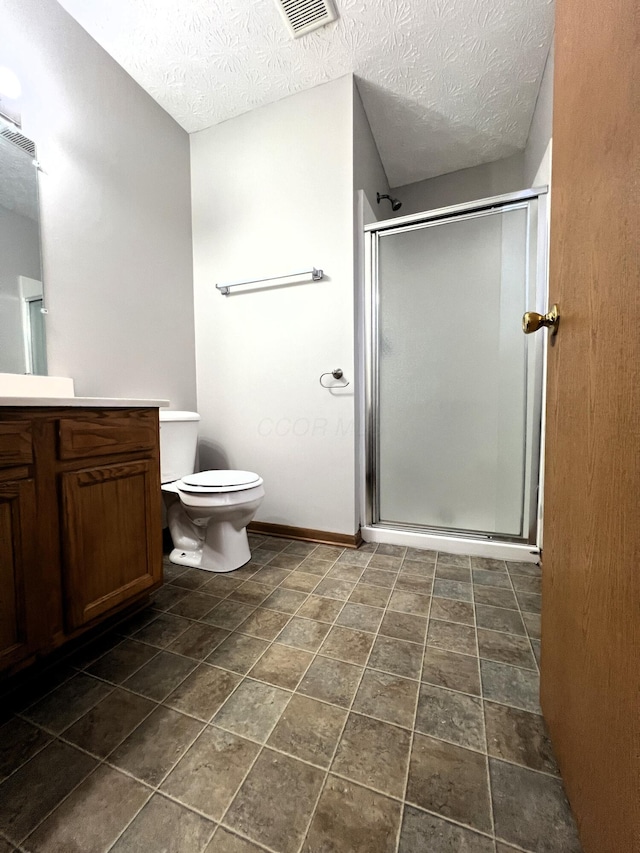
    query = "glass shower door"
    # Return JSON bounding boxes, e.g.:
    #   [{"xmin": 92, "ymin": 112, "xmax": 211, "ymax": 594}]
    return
[{"xmin": 372, "ymin": 200, "xmax": 541, "ymax": 540}]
